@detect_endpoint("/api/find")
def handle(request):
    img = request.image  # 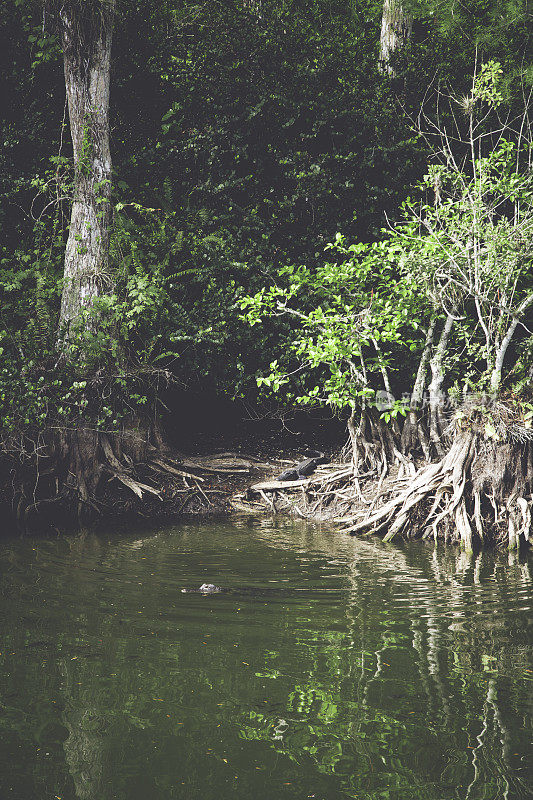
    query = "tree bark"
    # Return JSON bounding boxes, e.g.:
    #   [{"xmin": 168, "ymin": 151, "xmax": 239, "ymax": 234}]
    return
[
  {"xmin": 429, "ymin": 314, "xmax": 453, "ymax": 456},
  {"xmin": 401, "ymin": 315, "xmax": 436, "ymax": 457},
  {"xmin": 58, "ymin": 0, "xmax": 115, "ymax": 340},
  {"xmin": 490, "ymin": 291, "xmax": 533, "ymax": 393},
  {"xmin": 379, "ymin": 0, "xmax": 413, "ymax": 75}
]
